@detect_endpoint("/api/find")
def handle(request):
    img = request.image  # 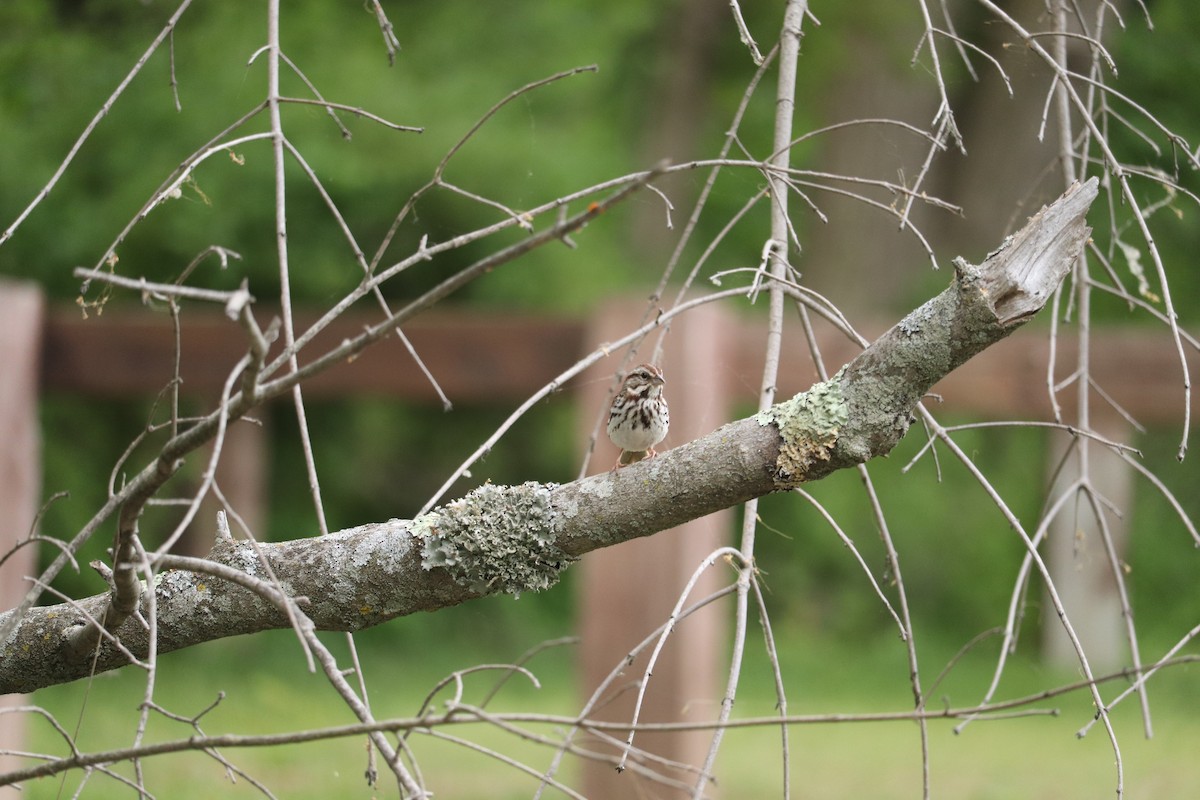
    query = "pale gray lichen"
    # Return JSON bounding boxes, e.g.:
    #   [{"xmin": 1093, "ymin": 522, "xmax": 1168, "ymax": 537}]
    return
[
  {"xmin": 756, "ymin": 370, "xmax": 849, "ymax": 488},
  {"xmin": 414, "ymin": 481, "xmax": 571, "ymax": 597}
]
